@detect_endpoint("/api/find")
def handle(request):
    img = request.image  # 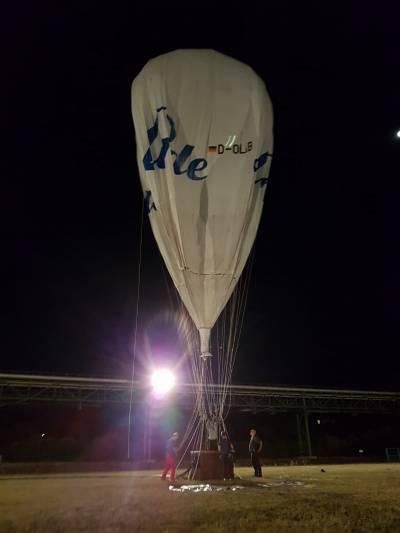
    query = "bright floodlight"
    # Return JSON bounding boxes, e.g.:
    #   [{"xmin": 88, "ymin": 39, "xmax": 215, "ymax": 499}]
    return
[
  {"xmin": 396, "ymin": 130, "xmax": 400, "ymax": 139},
  {"xmin": 151, "ymin": 369, "xmax": 175, "ymax": 396}
]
